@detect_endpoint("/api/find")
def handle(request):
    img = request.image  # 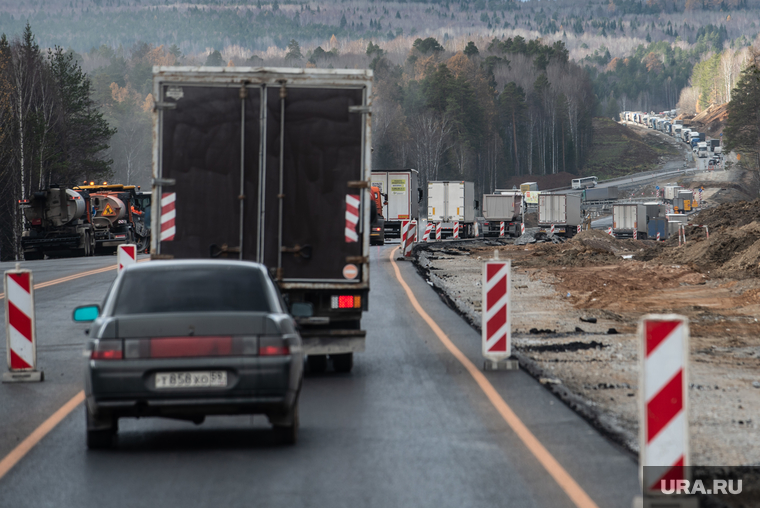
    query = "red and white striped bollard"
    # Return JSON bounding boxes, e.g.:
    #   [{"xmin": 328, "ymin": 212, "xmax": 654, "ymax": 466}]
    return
[
  {"xmin": 3, "ymin": 267, "xmax": 43, "ymax": 382},
  {"xmin": 640, "ymin": 315, "xmax": 690, "ymax": 495},
  {"xmin": 453, "ymin": 221, "xmax": 460, "ymax": 239}
]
